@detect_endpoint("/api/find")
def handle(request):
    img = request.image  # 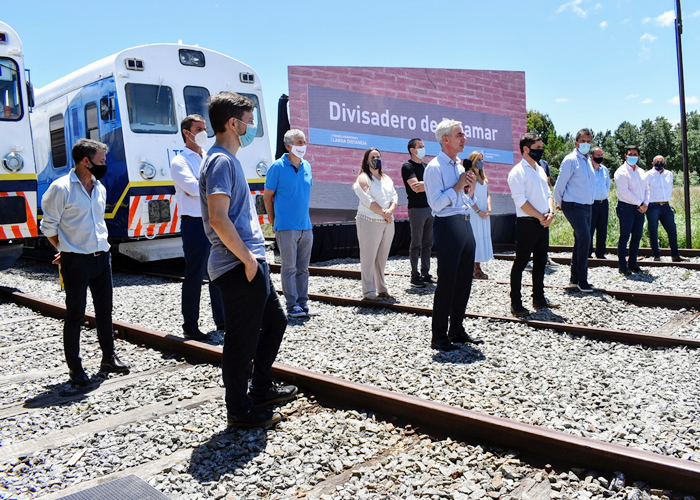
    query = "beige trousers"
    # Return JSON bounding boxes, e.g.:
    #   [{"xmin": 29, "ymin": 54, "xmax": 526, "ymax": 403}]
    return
[{"xmin": 356, "ymin": 216, "xmax": 395, "ymax": 299}]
